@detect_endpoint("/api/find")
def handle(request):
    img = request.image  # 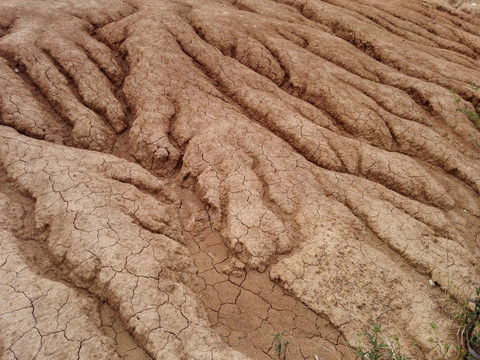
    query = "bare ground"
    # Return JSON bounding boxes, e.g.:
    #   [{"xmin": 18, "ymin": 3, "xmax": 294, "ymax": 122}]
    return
[{"xmin": 0, "ymin": 0, "xmax": 479, "ymax": 359}]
